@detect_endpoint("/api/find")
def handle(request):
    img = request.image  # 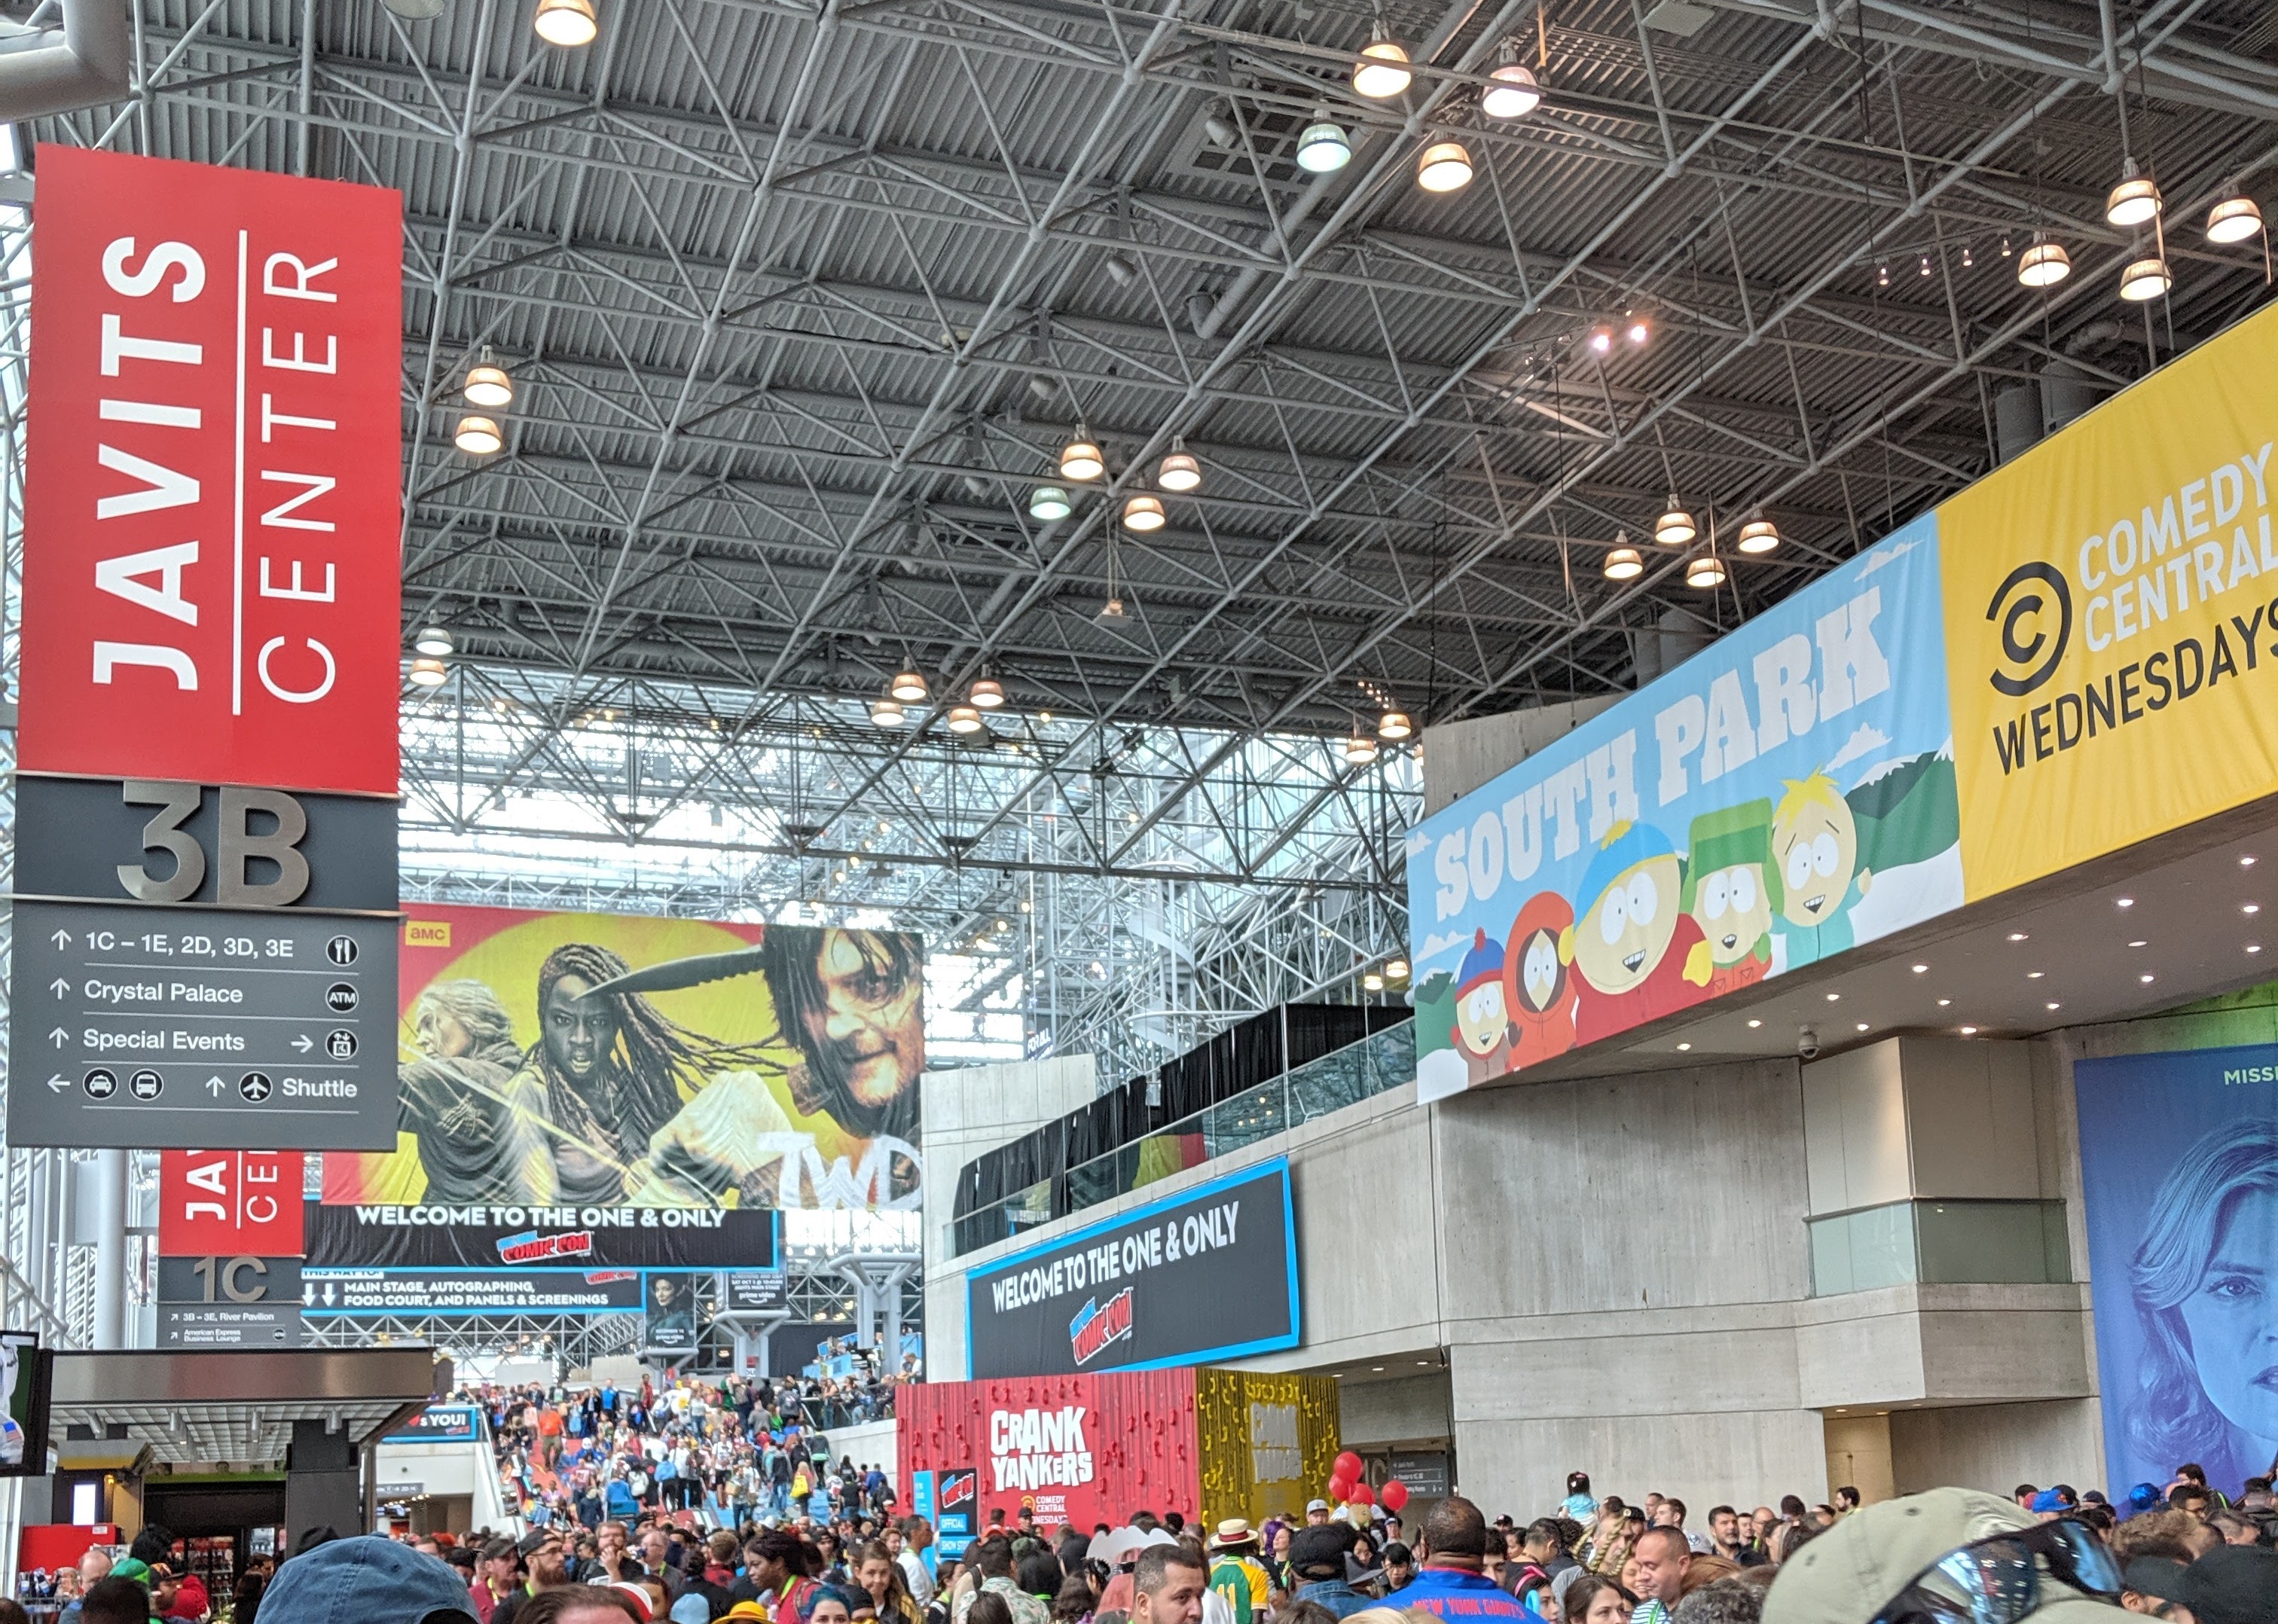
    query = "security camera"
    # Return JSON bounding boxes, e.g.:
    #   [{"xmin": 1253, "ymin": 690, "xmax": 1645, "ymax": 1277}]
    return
[{"xmin": 1797, "ymin": 1027, "xmax": 1821, "ymax": 1061}]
